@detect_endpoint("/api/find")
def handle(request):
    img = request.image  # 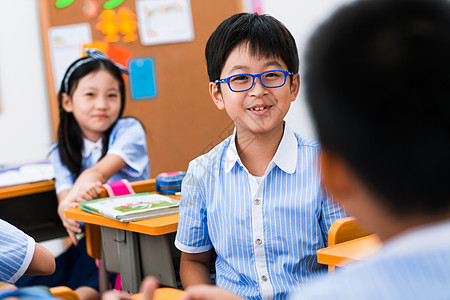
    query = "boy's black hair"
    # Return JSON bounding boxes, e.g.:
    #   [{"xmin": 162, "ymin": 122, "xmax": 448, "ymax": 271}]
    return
[
  {"xmin": 56, "ymin": 58, "xmax": 126, "ymax": 176},
  {"xmin": 205, "ymin": 13, "xmax": 299, "ymax": 83},
  {"xmin": 305, "ymin": 0, "xmax": 450, "ymax": 216}
]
